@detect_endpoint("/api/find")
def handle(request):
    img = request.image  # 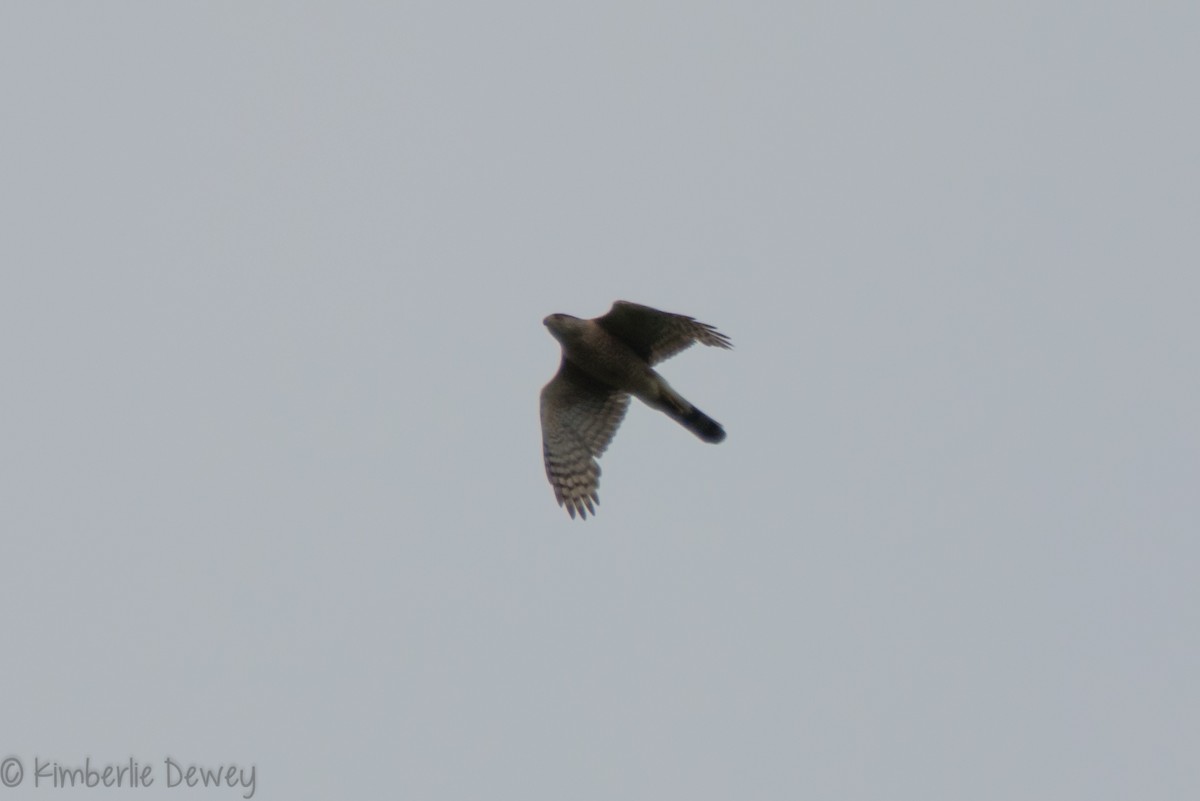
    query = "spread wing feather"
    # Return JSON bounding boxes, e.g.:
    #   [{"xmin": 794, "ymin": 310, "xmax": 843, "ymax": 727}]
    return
[
  {"xmin": 595, "ymin": 300, "xmax": 732, "ymax": 365},
  {"xmin": 539, "ymin": 360, "xmax": 631, "ymax": 519}
]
